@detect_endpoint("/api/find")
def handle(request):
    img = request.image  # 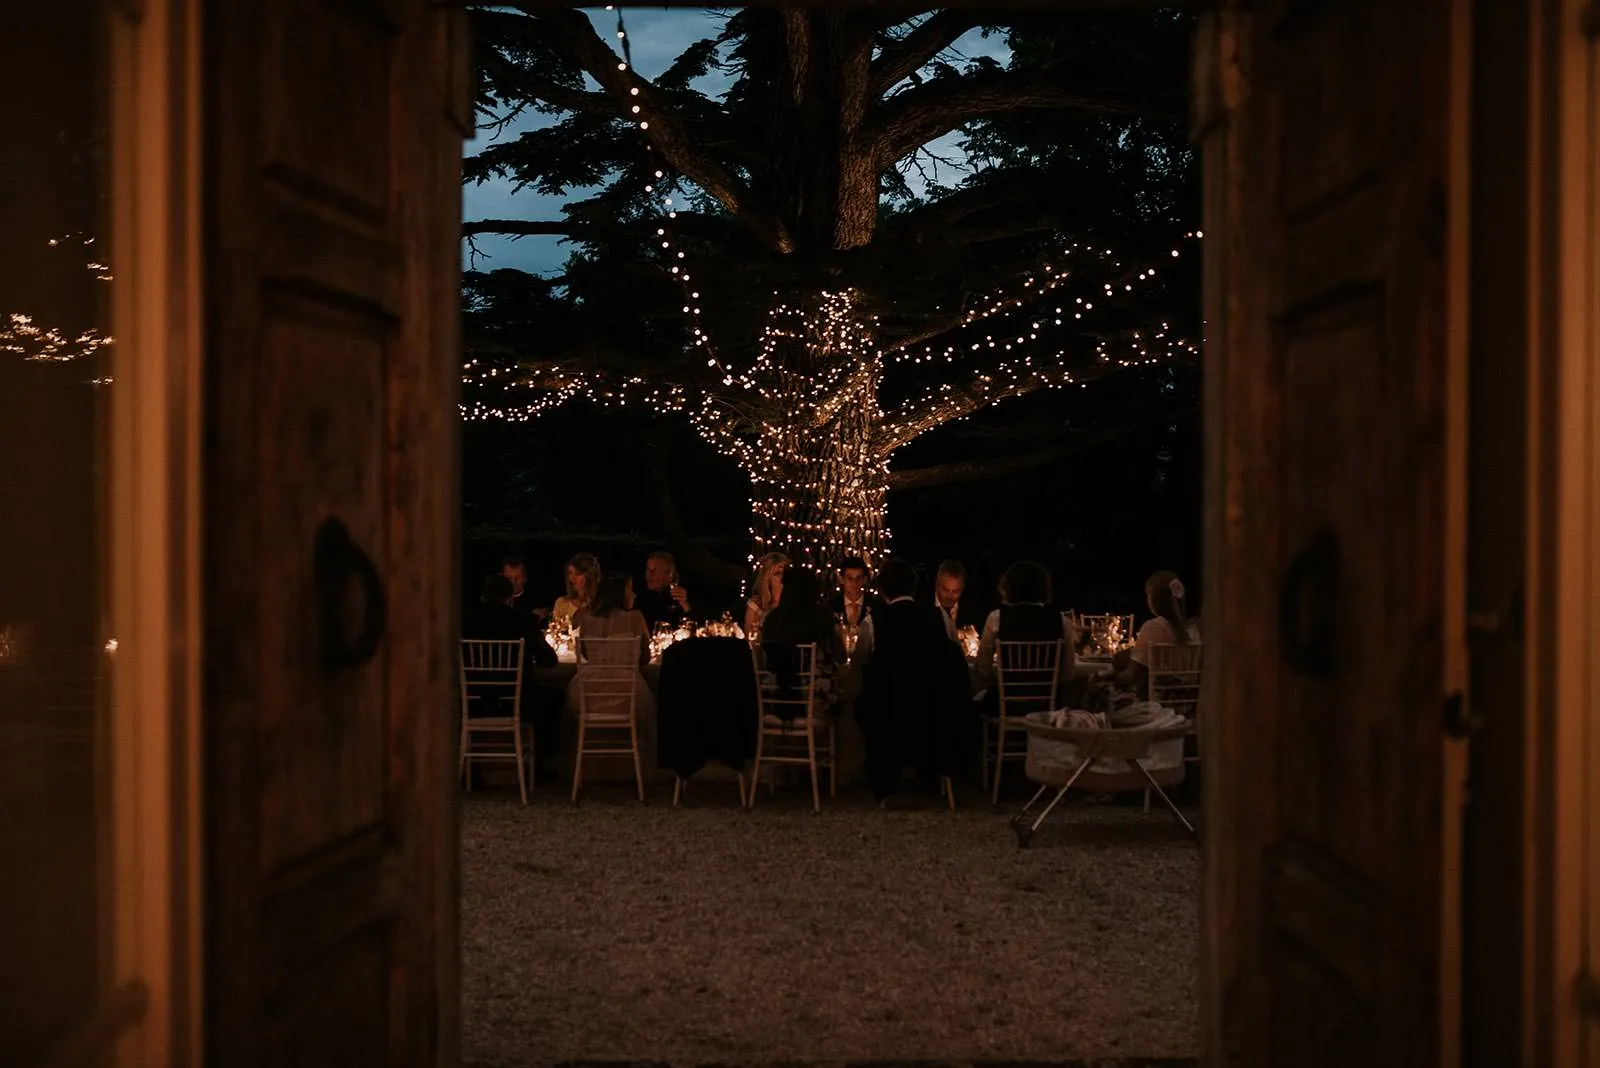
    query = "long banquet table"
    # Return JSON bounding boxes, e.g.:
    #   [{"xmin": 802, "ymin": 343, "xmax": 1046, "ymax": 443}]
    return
[{"xmin": 503, "ymin": 636, "xmax": 1113, "ymax": 790}]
